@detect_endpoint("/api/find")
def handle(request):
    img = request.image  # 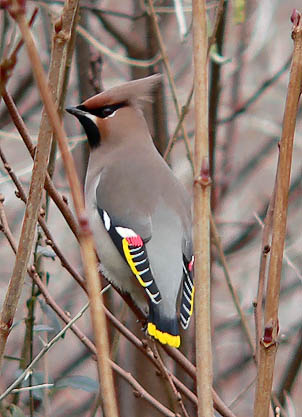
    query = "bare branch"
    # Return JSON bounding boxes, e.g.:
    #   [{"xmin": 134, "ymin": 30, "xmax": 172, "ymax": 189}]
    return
[
  {"xmin": 192, "ymin": 0, "xmax": 213, "ymax": 416},
  {"xmin": 253, "ymin": 11, "xmax": 302, "ymax": 417}
]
